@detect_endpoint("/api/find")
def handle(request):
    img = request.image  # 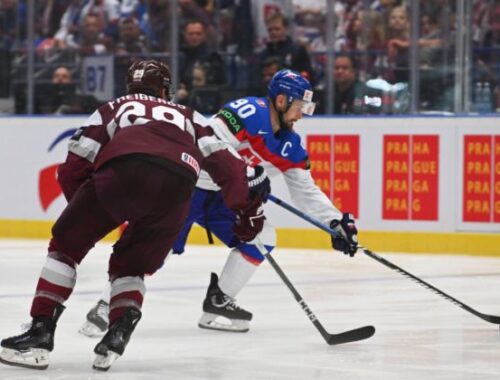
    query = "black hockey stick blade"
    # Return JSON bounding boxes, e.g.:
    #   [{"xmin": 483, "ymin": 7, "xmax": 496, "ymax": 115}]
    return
[
  {"xmin": 325, "ymin": 325, "xmax": 376, "ymax": 346},
  {"xmin": 263, "ymin": 251, "xmax": 375, "ymax": 346}
]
